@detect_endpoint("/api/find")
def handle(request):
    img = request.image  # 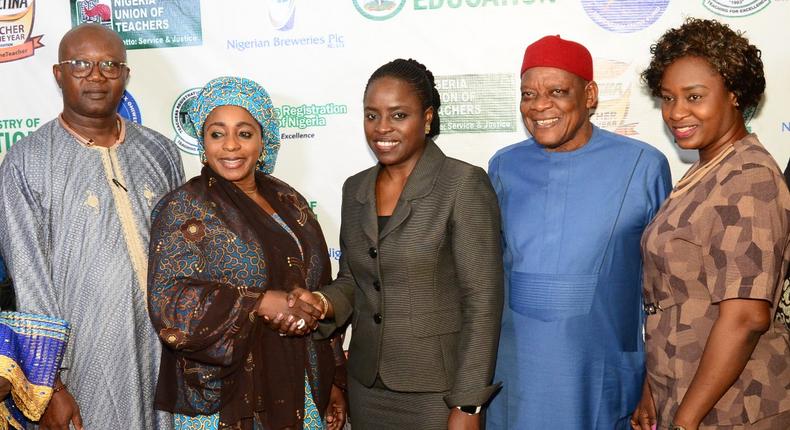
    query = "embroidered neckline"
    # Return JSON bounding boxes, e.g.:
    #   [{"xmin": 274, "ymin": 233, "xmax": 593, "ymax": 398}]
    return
[
  {"xmin": 58, "ymin": 114, "xmax": 126, "ymax": 149},
  {"xmin": 669, "ymin": 144, "xmax": 735, "ymax": 199}
]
